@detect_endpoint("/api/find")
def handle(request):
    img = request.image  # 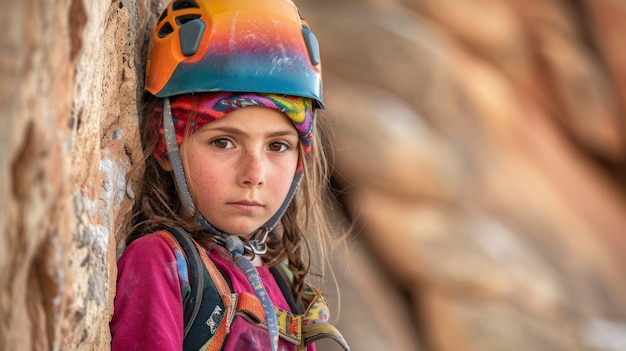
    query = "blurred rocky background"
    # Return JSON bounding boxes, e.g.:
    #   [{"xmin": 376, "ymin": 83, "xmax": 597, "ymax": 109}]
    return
[{"xmin": 2, "ymin": 0, "xmax": 625, "ymax": 350}]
